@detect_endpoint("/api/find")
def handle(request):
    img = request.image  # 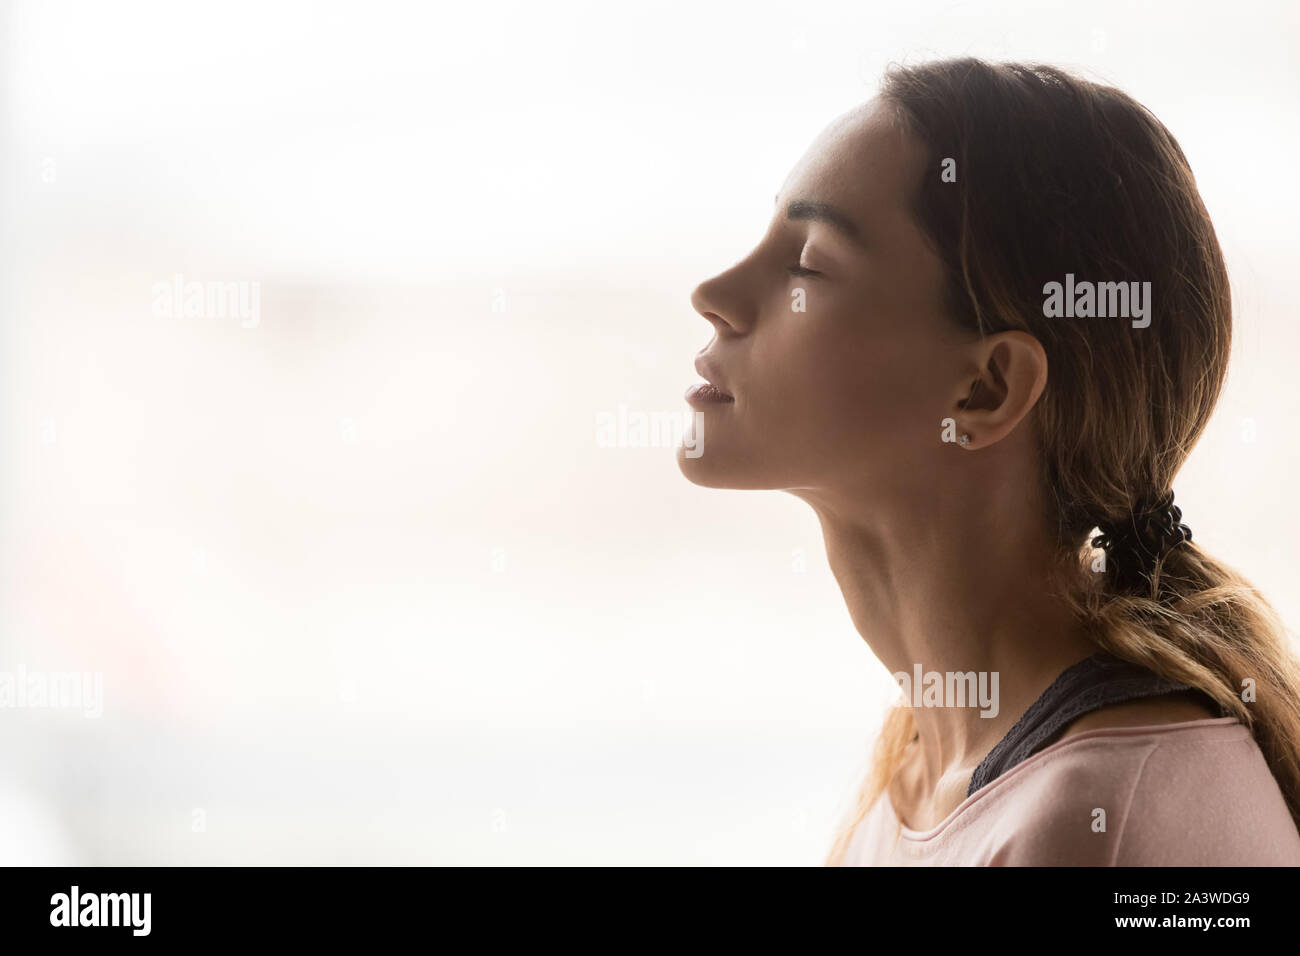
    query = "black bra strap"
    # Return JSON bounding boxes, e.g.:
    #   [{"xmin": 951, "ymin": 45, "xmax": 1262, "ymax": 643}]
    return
[{"xmin": 966, "ymin": 652, "xmax": 1226, "ymax": 797}]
